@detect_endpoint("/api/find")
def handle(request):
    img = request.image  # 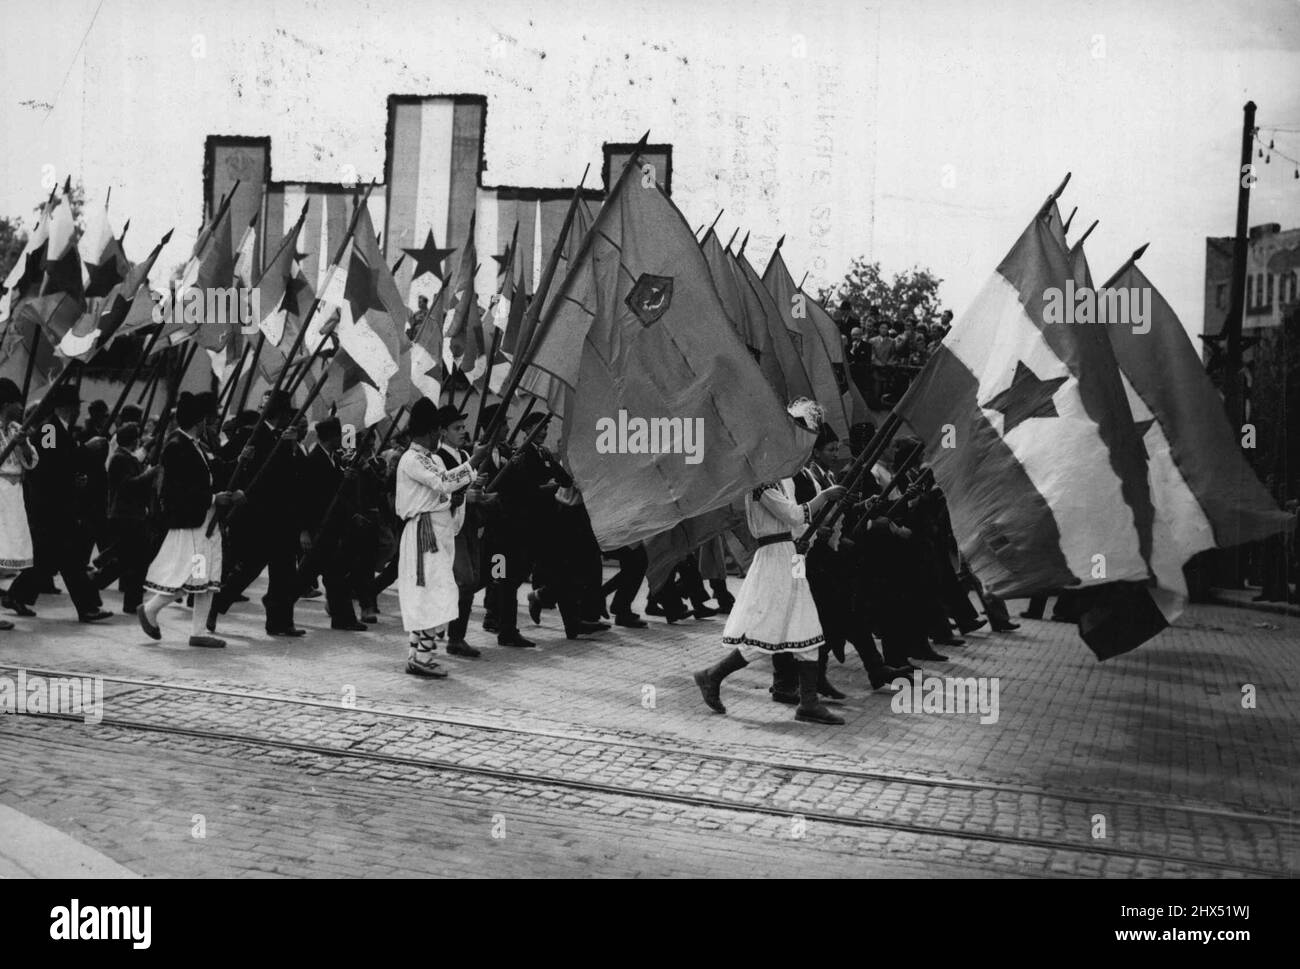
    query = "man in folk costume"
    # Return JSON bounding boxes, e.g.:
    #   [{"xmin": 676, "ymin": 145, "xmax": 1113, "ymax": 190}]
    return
[
  {"xmin": 139, "ymin": 392, "xmax": 240, "ymax": 648},
  {"xmin": 398, "ymin": 398, "xmax": 492, "ymax": 679},
  {"xmin": 432, "ymin": 404, "xmax": 492, "ymax": 659},
  {"xmin": 693, "ymin": 399, "xmax": 847, "ymax": 726}
]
